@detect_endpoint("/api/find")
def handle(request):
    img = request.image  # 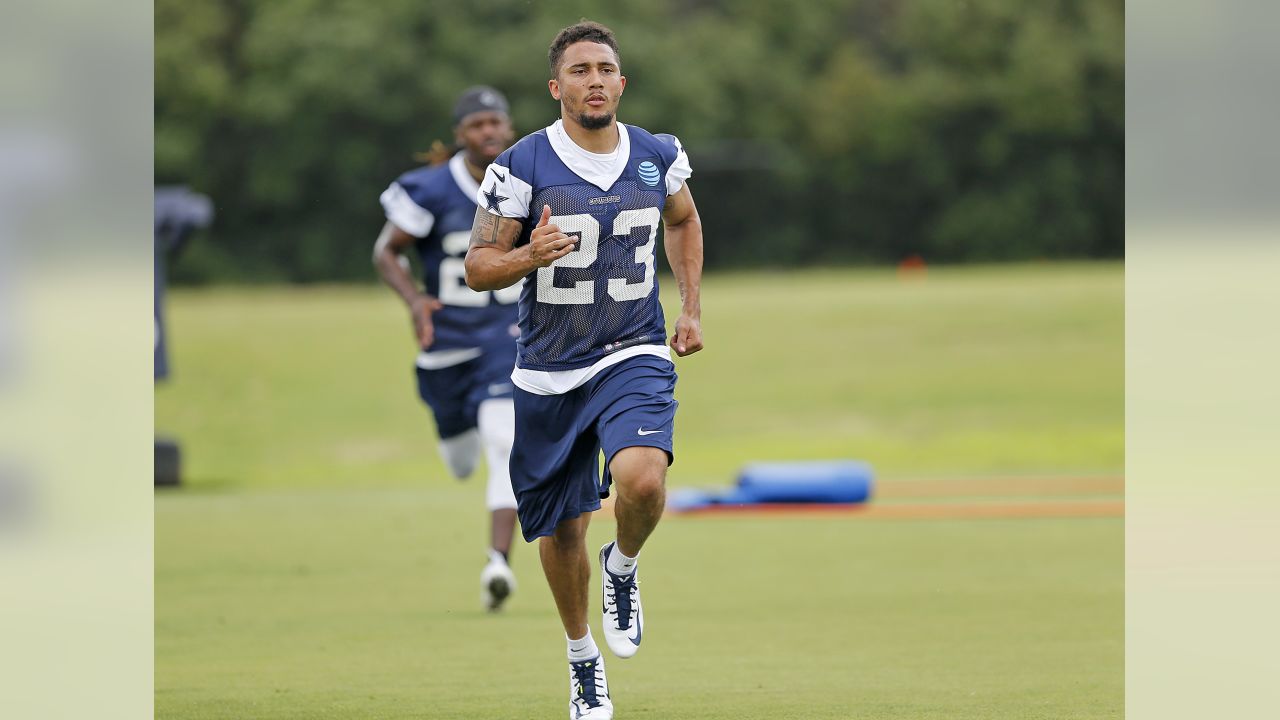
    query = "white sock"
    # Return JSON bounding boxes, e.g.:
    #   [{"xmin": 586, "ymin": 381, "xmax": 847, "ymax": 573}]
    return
[
  {"xmin": 487, "ymin": 548, "xmax": 507, "ymax": 566},
  {"xmin": 606, "ymin": 543, "xmax": 637, "ymax": 577},
  {"xmin": 567, "ymin": 630, "xmax": 599, "ymax": 662}
]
